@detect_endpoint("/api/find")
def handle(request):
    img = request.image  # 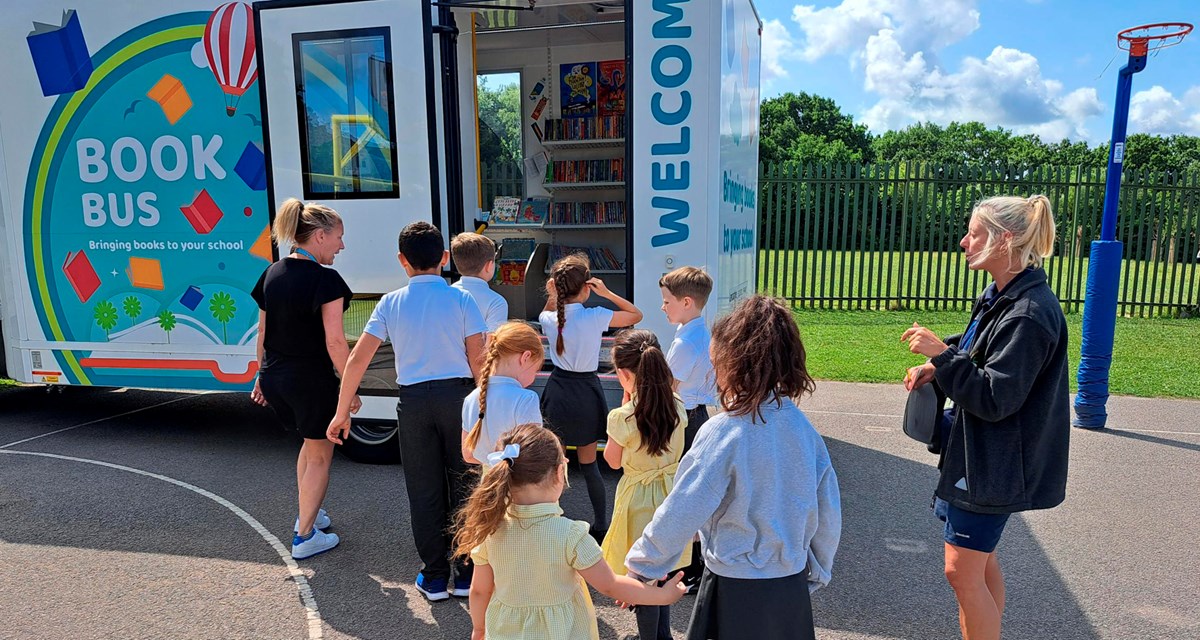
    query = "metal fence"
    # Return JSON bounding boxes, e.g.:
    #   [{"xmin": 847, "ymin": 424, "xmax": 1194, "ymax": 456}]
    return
[{"xmin": 758, "ymin": 162, "xmax": 1200, "ymax": 315}]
